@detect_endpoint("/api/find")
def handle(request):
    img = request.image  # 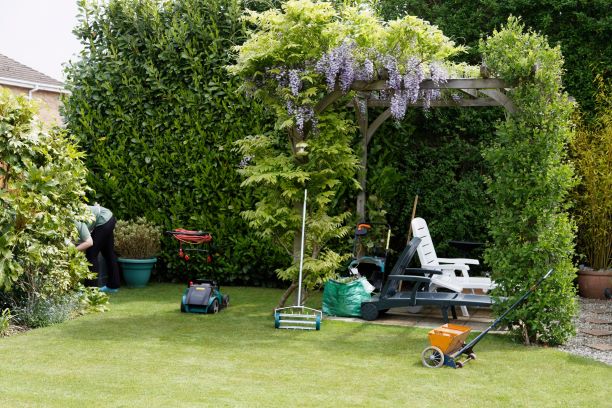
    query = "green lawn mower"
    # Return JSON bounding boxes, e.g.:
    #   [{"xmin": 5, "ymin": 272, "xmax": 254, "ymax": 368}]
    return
[
  {"xmin": 166, "ymin": 229, "xmax": 229, "ymax": 314},
  {"xmin": 180, "ymin": 279, "xmax": 229, "ymax": 314}
]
